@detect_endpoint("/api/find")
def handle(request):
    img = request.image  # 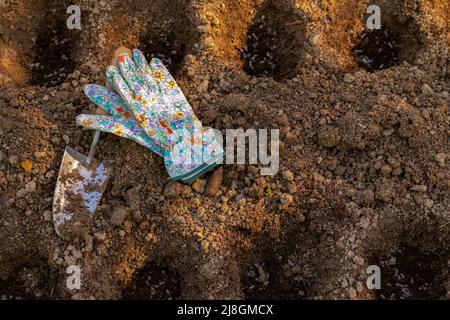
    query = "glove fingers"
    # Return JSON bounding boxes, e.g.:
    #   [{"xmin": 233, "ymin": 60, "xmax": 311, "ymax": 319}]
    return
[
  {"xmin": 106, "ymin": 66, "xmax": 119, "ymax": 93},
  {"xmin": 84, "ymin": 84, "xmax": 134, "ymax": 120},
  {"xmin": 132, "ymin": 49, "xmax": 160, "ymax": 93},
  {"xmin": 148, "ymin": 57, "xmax": 196, "ymax": 119},
  {"xmin": 124, "ymin": 51, "xmax": 168, "ymax": 116},
  {"xmin": 111, "ymin": 60, "xmax": 169, "ymax": 140},
  {"xmin": 116, "ymin": 54, "xmax": 166, "ymax": 117},
  {"xmin": 117, "ymin": 53, "xmax": 146, "ymax": 97},
  {"xmin": 148, "ymin": 58, "xmax": 189, "ymax": 103},
  {"xmin": 118, "ymin": 52, "xmax": 164, "ymax": 113},
  {"xmin": 76, "ymin": 114, "xmax": 164, "ymax": 156},
  {"xmin": 83, "ymin": 82, "xmax": 163, "ymax": 155},
  {"xmin": 107, "ymin": 66, "xmax": 137, "ymax": 108}
]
